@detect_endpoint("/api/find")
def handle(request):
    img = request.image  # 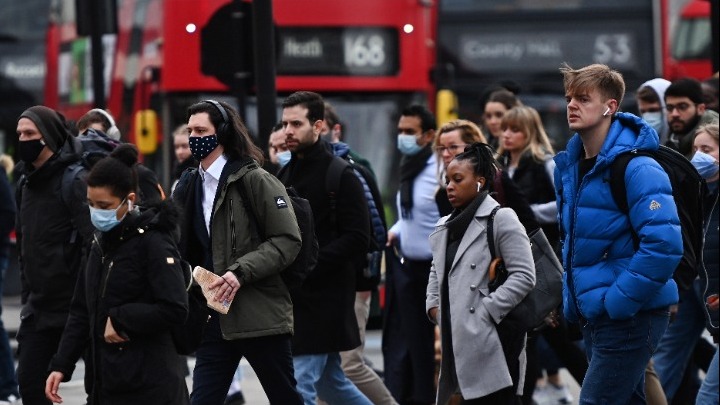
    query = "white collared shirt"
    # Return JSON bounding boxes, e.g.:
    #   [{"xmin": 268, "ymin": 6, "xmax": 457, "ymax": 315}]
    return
[{"xmin": 199, "ymin": 154, "xmax": 228, "ymax": 234}]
